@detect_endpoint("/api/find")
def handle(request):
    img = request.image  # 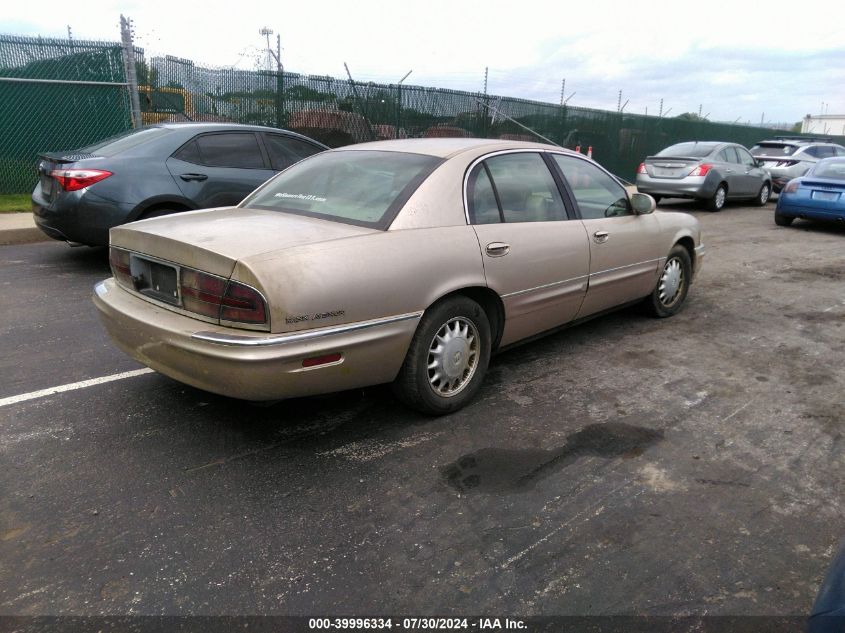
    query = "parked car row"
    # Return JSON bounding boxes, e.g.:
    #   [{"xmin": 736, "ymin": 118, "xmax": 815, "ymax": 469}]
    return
[
  {"xmin": 635, "ymin": 136, "xmax": 845, "ymax": 214},
  {"xmin": 28, "ymin": 123, "xmax": 844, "ymax": 419}
]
